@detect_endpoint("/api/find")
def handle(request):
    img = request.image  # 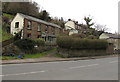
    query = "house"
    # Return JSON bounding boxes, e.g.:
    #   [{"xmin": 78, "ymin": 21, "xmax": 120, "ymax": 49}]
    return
[
  {"xmin": 11, "ymin": 13, "xmax": 64, "ymax": 41},
  {"xmin": 99, "ymin": 33, "xmax": 120, "ymax": 52},
  {"xmin": 65, "ymin": 19, "xmax": 80, "ymax": 35},
  {"xmin": 64, "ymin": 19, "xmax": 91, "ymax": 35}
]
